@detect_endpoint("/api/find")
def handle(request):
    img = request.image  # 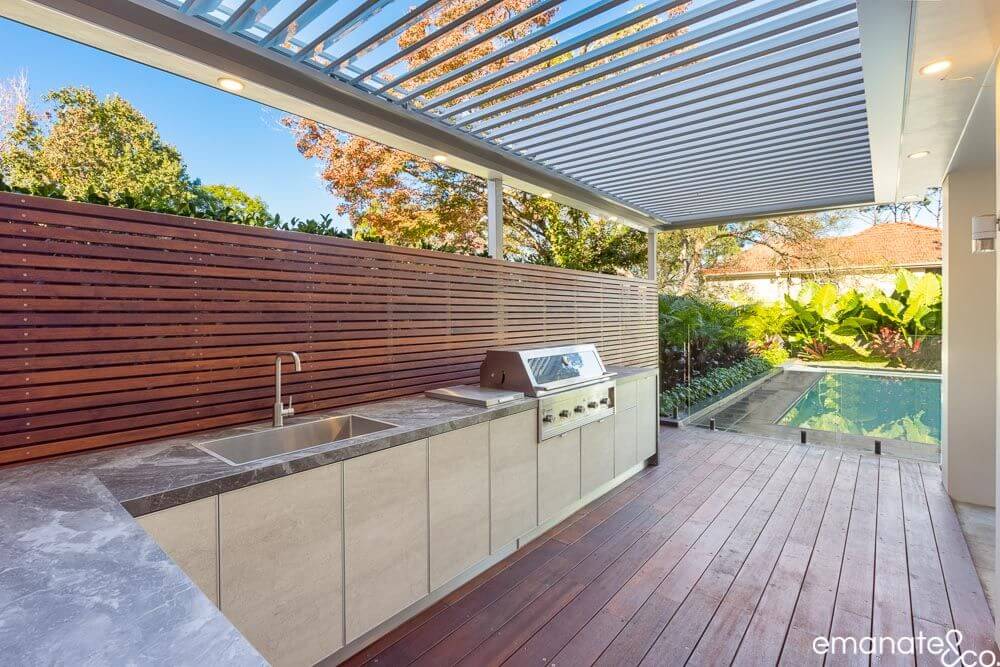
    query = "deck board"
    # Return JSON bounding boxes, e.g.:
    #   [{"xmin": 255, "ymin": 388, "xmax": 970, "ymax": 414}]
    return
[
  {"xmin": 345, "ymin": 428, "xmax": 996, "ymax": 666},
  {"xmin": 871, "ymin": 457, "xmax": 914, "ymax": 666},
  {"xmin": 730, "ymin": 449, "xmax": 844, "ymax": 666},
  {"xmin": 827, "ymin": 454, "xmax": 880, "ymax": 667},
  {"xmin": 919, "ymin": 462, "xmax": 996, "ymax": 656},
  {"xmin": 674, "ymin": 449, "xmax": 832, "ymax": 666}
]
